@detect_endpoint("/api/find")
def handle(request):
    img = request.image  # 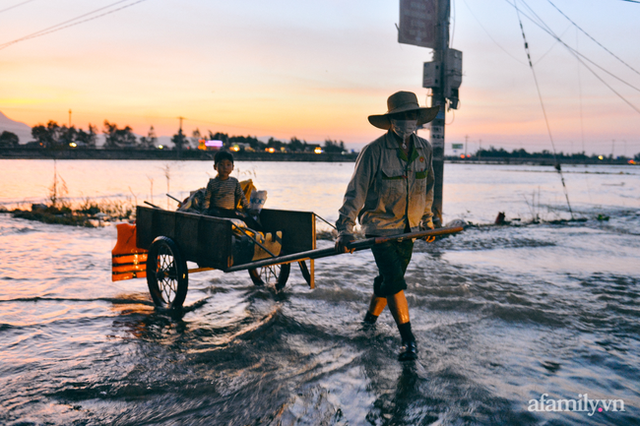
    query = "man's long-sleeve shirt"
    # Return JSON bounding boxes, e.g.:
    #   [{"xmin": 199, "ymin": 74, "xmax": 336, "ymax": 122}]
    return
[{"xmin": 336, "ymin": 131, "xmax": 435, "ymax": 237}]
